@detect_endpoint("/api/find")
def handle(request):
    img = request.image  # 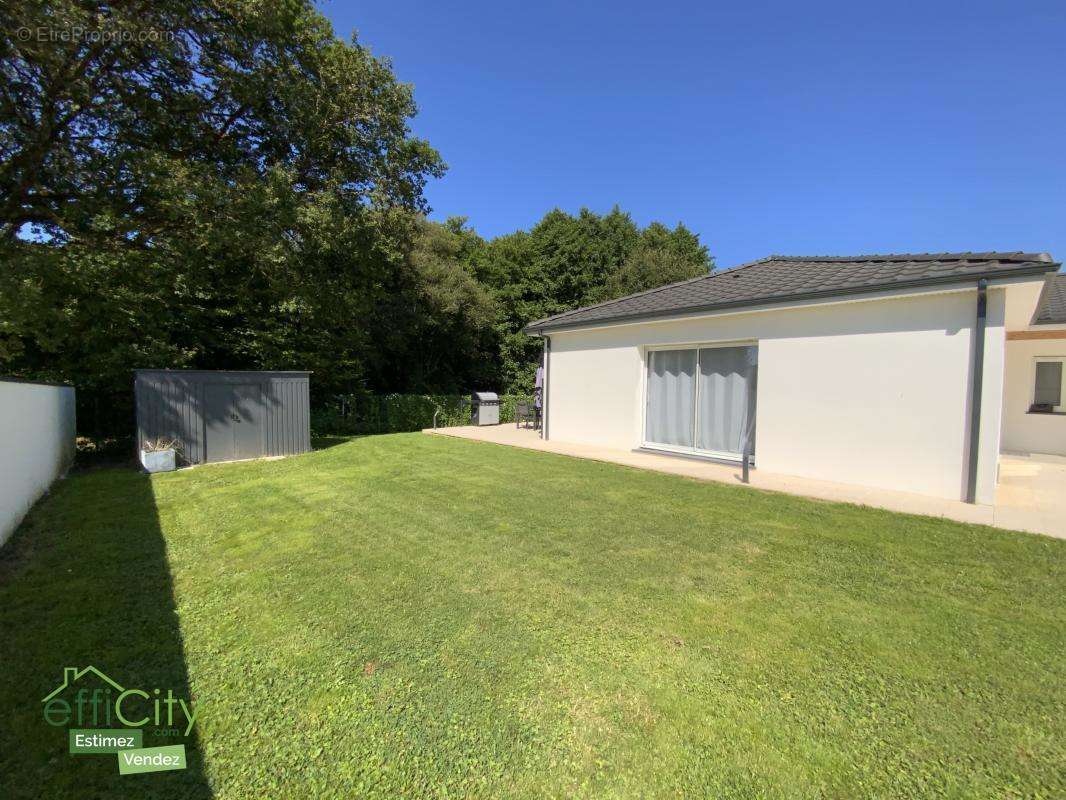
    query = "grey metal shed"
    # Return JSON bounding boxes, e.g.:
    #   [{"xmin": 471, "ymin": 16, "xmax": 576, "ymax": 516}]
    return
[{"xmin": 134, "ymin": 370, "xmax": 311, "ymax": 465}]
